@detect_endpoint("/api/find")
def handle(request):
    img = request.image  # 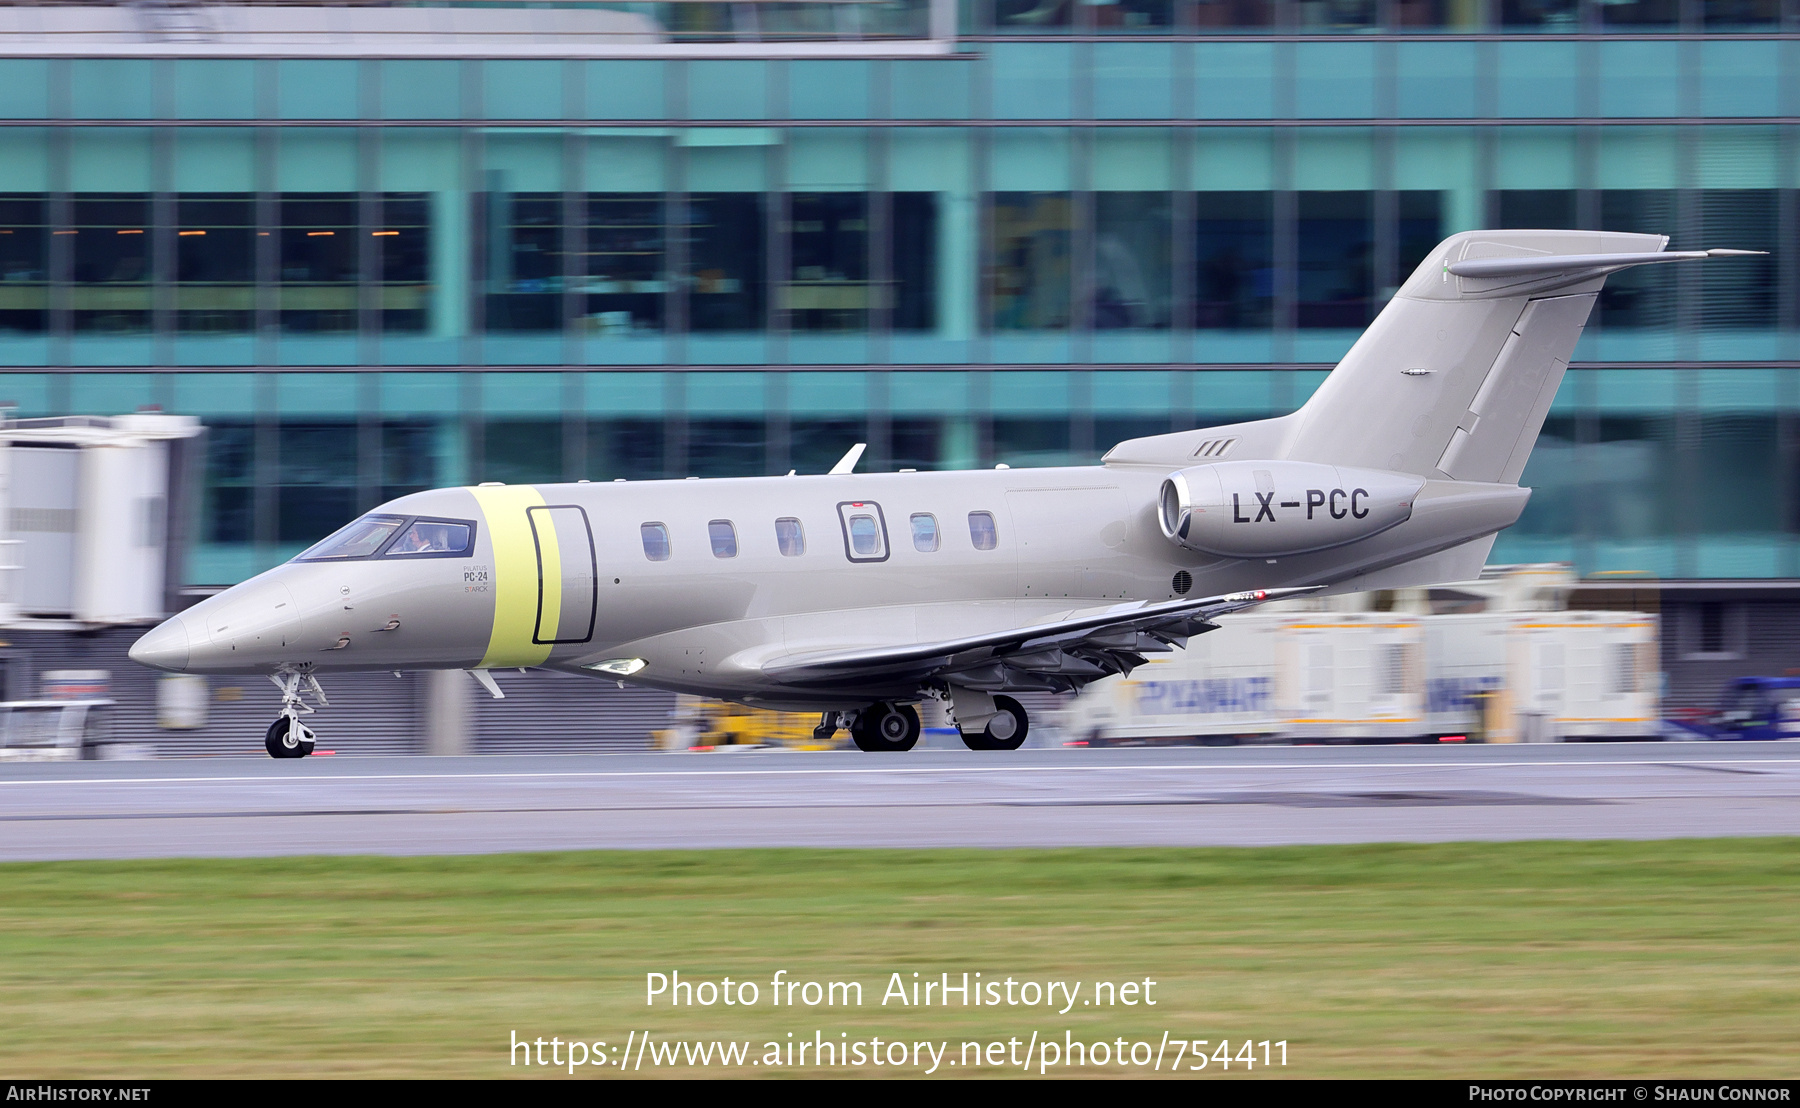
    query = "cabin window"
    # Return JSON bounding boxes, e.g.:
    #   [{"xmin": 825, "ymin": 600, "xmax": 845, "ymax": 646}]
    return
[
  {"xmin": 835, "ymin": 500, "xmax": 889, "ymax": 562},
  {"xmin": 968, "ymin": 511, "xmax": 998, "ymax": 550},
  {"xmin": 910, "ymin": 513, "xmax": 939, "ymax": 552},
  {"xmin": 709, "ymin": 519, "xmax": 738, "ymax": 558},
  {"xmin": 382, "ymin": 519, "xmax": 474, "ymax": 557},
  {"xmin": 775, "ymin": 517, "xmax": 805, "ymax": 556},
  {"xmin": 640, "ymin": 522, "xmax": 670, "ymax": 561},
  {"xmin": 849, "ymin": 515, "xmax": 880, "ymax": 555}
]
